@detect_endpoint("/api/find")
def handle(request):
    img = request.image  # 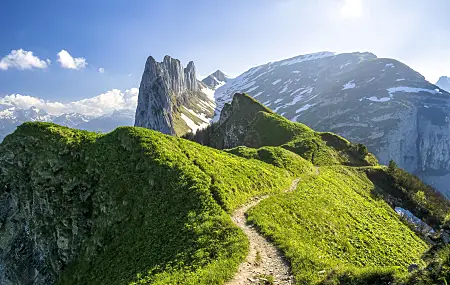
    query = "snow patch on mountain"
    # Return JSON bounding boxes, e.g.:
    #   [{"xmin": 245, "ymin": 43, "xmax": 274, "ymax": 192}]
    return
[
  {"xmin": 246, "ymin": 86, "xmax": 259, "ymax": 93},
  {"xmin": 296, "ymin": 104, "xmax": 314, "ymax": 113},
  {"xmin": 279, "ymin": 52, "xmax": 335, "ymax": 66},
  {"xmin": 274, "ymin": 98, "xmax": 283, "ymax": 104},
  {"xmin": 272, "ymin": 79, "xmax": 282, "ymax": 85},
  {"xmin": 342, "ymin": 80, "xmax": 356, "ymax": 90},
  {"xmin": 387, "ymin": 86, "xmax": 442, "ymax": 96}
]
